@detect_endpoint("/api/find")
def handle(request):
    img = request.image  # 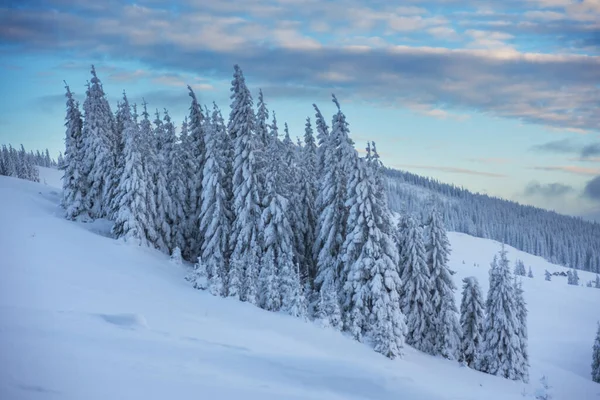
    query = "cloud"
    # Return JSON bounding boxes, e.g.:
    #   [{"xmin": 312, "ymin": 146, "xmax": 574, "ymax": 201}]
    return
[
  {"xmin": 583, "ymin": 175, "xmax": 600, "ymax": 202},
  {"xmin": 1, "ymin": 0, "xmax": 600, "ymax": 132},
  {"xmin": 392, "ymin": 163, "xmax": 507, "ymax": 178},
  {"xmin": 531, "ymin": 139, "xmax": 600, "ymax": 159},
  {"xmin": 530, "ymin": 138, "xmax": 578, "ymax": 153},
  {"xmin": 581, "ymin": 143, "xmax": 600, "ymax": 158},
  {"xmin": 524, "ymin": 181, "xmax": 574, "ymax": 197},
  {"xmin": 531, "ymin": 165, "xmax": 600, "ymax": 176}
]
